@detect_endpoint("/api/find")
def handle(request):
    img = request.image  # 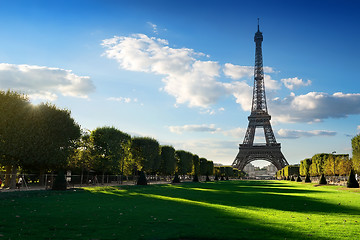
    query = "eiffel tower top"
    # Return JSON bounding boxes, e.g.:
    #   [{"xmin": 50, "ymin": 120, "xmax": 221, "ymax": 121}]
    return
[{"xmin": 251, "ymin": 18, "xmax": 267, "ymax": 115}]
